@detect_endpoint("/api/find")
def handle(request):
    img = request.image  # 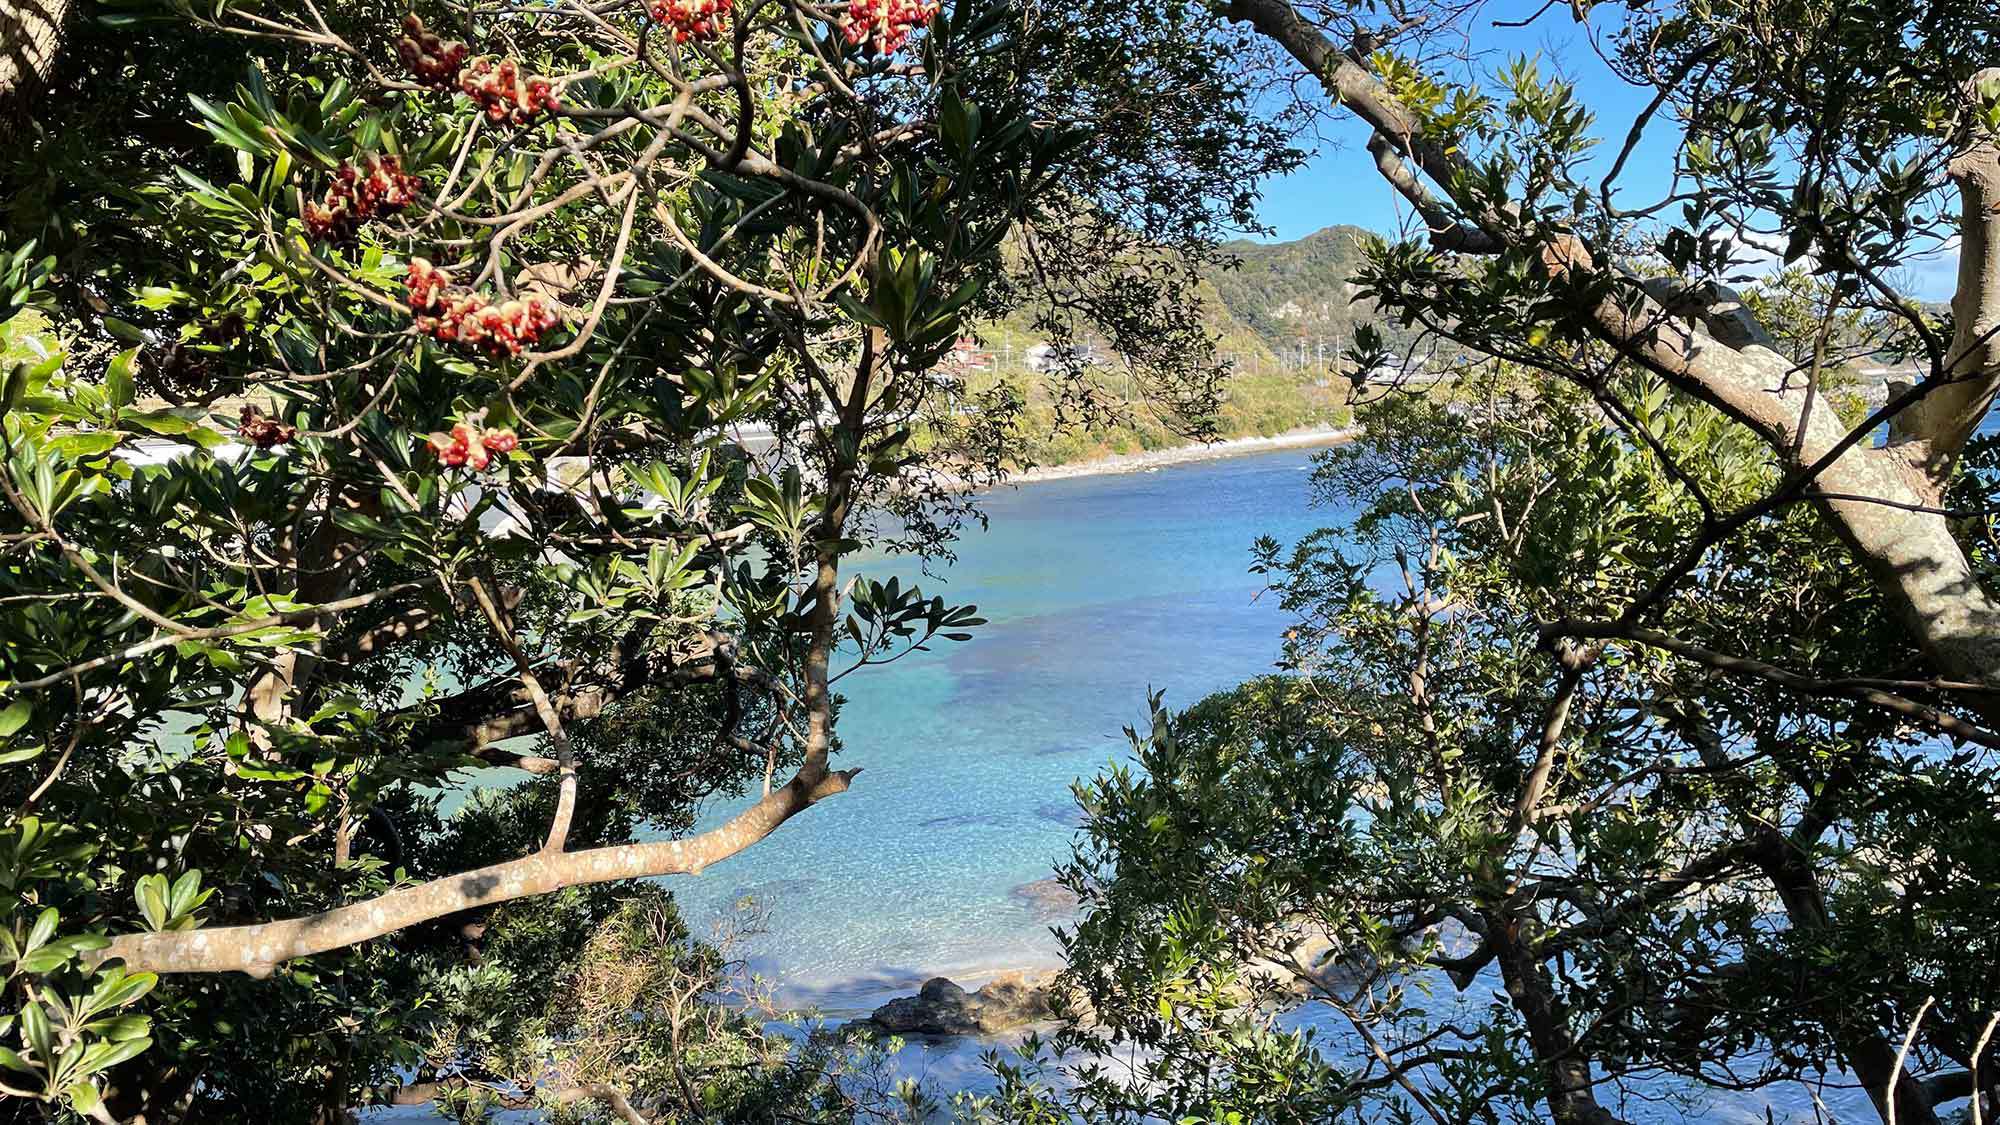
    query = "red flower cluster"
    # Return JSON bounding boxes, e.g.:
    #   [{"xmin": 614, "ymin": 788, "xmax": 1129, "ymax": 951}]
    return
[
  {"xmin": 427, "ymin": 421, "xmax": 518, "ymax": 472},
  {"xmin": 840, "ymin": 0, "xmax": 937, "ymax": 53},
  {"xmin": 649, "ymin": 0, "xmax": 732, "ymax": 43},
  {"xmin": 406, "ymin": 259, "xmax": 562, "ymax": 357},
  {"xmin": 303, "ymin": 156, "xmax": 423, "ymax": 244},
  {"xmin": 238, "ymin": 405, "xmax": 296, "ymax": 450},
  {"xmin": 460, "ymin": 57, "xmax": 561, "ymax": 125},
  {"xmin": 397, "ymin": 15, "xmax": 469, "ymax": 89}
]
